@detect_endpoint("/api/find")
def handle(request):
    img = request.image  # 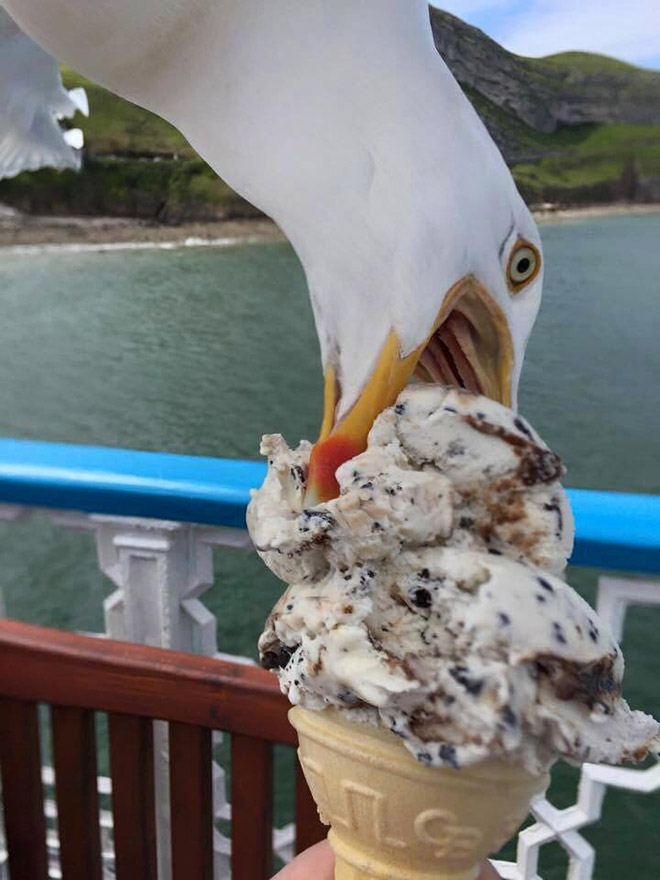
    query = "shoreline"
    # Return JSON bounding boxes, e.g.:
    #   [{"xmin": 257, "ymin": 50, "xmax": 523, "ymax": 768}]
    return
[
  {"xmin": 532, "ymin": 202, "xmax": 660, "ymax": 224},
  {"xmin": 1, "ymin": 202, "xmax": 659, "ymax": 251}
]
